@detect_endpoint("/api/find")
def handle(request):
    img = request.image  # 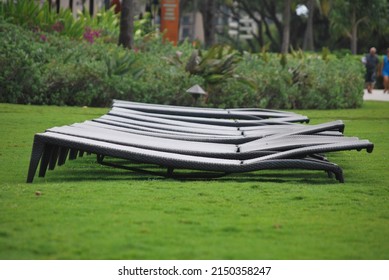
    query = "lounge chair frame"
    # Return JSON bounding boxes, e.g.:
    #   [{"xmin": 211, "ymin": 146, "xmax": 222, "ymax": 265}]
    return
[{"xmin": 26, "ymin": 101, "xmax": 373, "ymax": 183}]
